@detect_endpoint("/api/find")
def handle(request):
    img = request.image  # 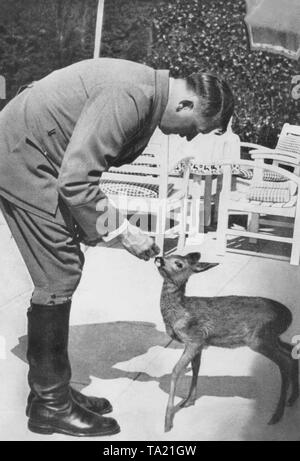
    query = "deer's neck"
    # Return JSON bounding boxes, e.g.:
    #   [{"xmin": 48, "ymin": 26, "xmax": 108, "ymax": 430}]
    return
[{"xmin": 160, "ymin": 279, "xmax": 186, "ymax": 317}]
